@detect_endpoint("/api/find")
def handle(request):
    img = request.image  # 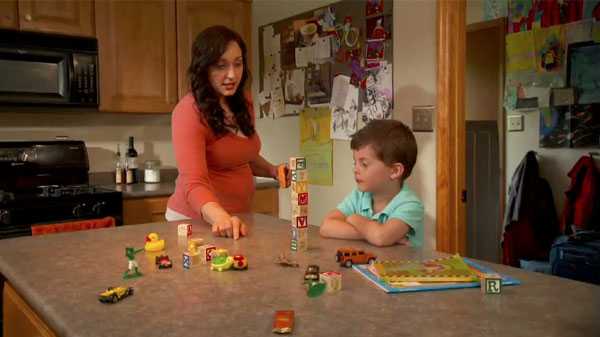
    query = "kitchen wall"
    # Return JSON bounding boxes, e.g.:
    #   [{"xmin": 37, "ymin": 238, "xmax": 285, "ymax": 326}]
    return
[
  {"xmin": 252, "ymin": 0, "xmax": 438, "ymax": 249},
  {"xmin": 0, "ymin": 111, "xmax": 174, "ymax": 172},
  {"xmin": 467, "ymin": 0, "xmax": 592, "ymax": 210}
]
